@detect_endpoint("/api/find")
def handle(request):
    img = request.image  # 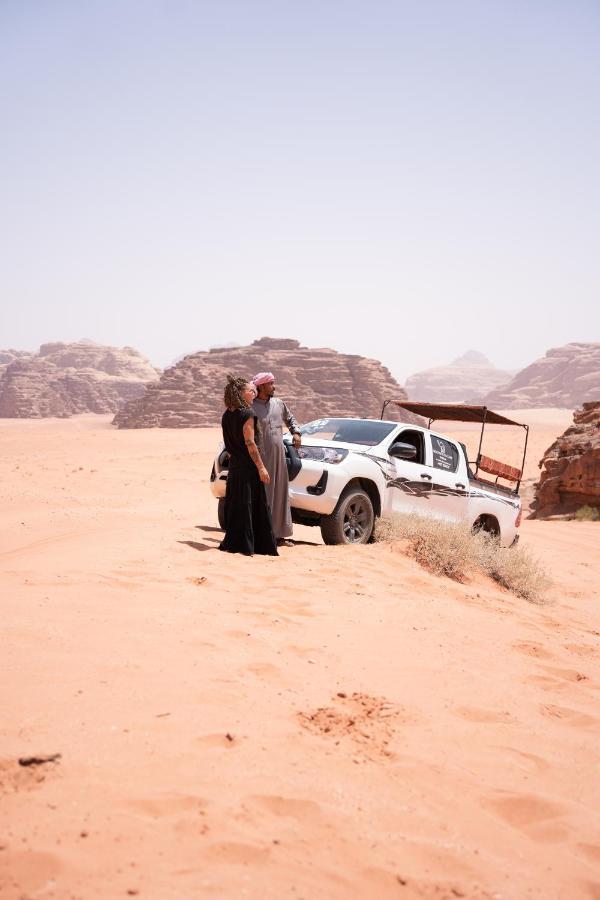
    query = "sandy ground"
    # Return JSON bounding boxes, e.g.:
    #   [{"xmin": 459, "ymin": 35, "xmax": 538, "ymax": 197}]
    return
[{"xmin": 1, "ymin": 411, "xmax": 599, "ymax": 900}]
